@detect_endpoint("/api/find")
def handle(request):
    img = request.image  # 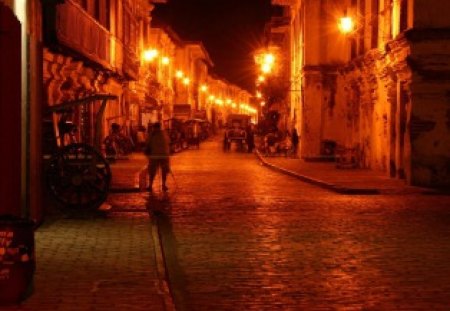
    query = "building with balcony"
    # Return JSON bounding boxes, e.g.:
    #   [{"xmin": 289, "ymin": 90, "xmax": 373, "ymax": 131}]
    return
[
  {"xmin": 272, "ymin": 0, "xmax": 450, "ymax": 188},
  {"xmin": 41, "ymin": 0, "xmax": 163, "ymax": 145}
]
